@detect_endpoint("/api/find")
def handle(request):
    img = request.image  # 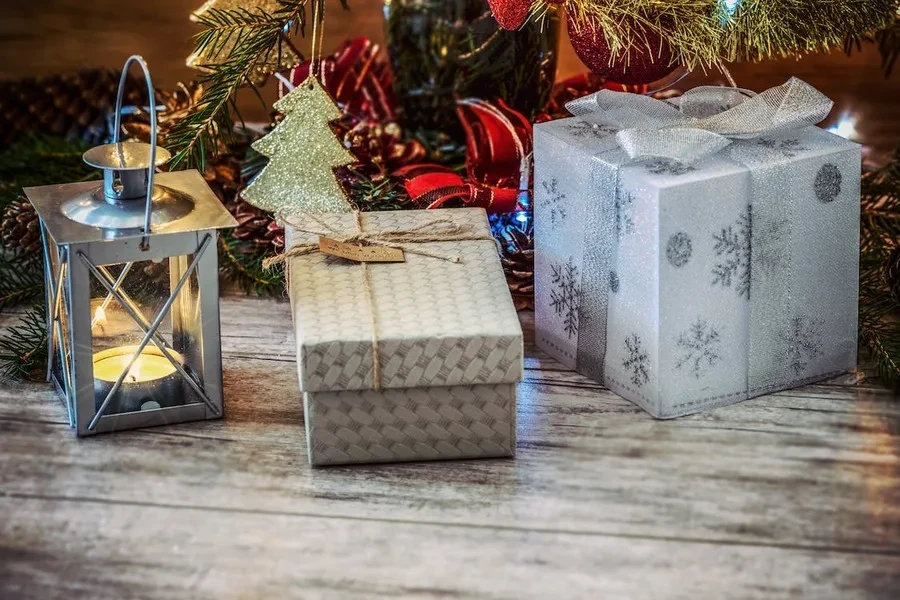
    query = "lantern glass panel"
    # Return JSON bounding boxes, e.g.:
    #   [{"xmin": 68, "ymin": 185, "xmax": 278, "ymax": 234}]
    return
[{"xmin": 89, "ymin": 255, "xmax": 205, "ymax": 416}]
